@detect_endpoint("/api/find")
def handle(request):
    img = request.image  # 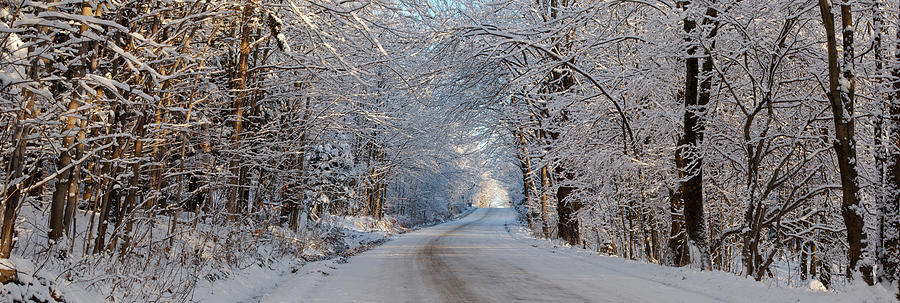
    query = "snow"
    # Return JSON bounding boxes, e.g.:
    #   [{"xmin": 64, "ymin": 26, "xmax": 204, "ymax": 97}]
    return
[
  {"xmin": 1, "ymin": 7, "xmax": 27, "ymax": 90},
  {"xmin": 0, "ymin": 256, "xmax": 105, "ymax": 303},
  {"xmin": 191, "ymin": 253, "xmax": 299, "ymax": 303},
  {"xmin": 1, "ymin": 0, "xmax": 899, "ymax": 302},
  {"xmin": 190, "ymin": 209, "xmax": 475, "ymax": 303},
  {"xmin": 242, "ymin": 208, "xmax": 895, "ymax": 303},
  {"xmin": 0, "ymin": 201, "xmax": 443, "ymax": 302},
  {"xmin": 188, "ymin": 215, "xmax": 402, "ymax": 302},
  {"xmin": 809, "ymin": 279, "xmax": 828, "ymax": 292}
]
